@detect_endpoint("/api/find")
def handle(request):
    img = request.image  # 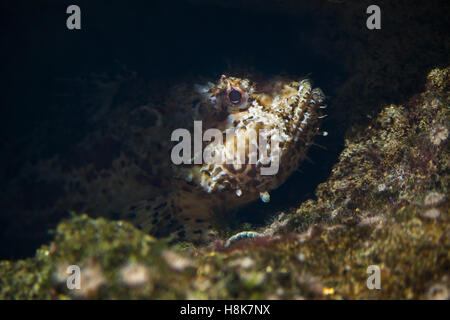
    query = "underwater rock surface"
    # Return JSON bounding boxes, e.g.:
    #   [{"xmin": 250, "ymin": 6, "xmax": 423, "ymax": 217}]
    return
[{"xmin": 1, "ymin": 67, "xmax": 448, "ymax": 299}]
